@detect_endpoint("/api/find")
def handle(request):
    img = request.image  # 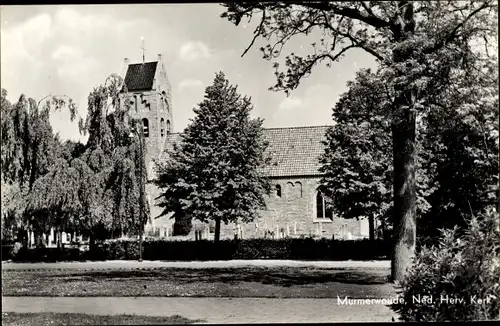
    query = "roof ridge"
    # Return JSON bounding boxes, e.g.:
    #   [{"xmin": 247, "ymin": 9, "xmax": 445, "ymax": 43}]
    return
[
  {"xmin": 263, "ymin": 125, "xmax": 332, "ymax": 131},
  {"xmin": 164, "ymin": 125, "xmax": 332, "ymax": 136},
  {"xmin": 128, "ymin": 61, "xmax": 158, "ymax": 65}
]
